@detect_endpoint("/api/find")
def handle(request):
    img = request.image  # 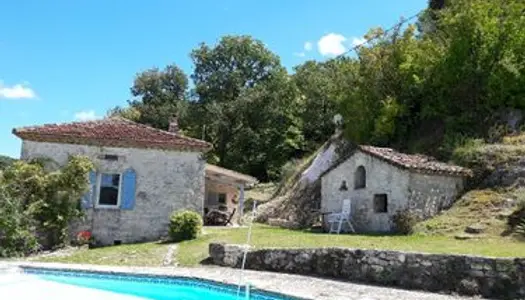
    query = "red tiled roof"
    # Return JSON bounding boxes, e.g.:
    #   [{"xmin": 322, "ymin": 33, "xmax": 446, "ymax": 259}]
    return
[
  {"xmin": 12, "ymin": 117, "xmax": 212, "ymax": 152},
  {"xmin": 358, "ymin": 145, "xmax": 472, "ymax": 176}
]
